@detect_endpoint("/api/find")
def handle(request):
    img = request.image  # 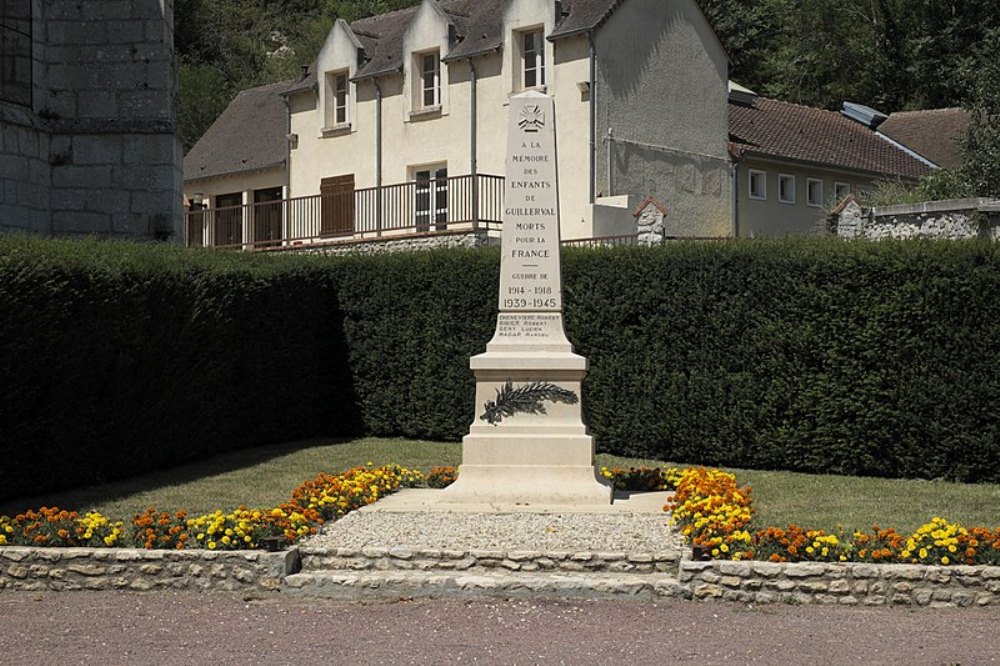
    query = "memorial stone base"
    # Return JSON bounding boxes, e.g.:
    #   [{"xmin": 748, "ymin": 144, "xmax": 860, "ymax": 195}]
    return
[{"xmin": 441, "ymin": 350, "xmax": 613, "ymax": 506}]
